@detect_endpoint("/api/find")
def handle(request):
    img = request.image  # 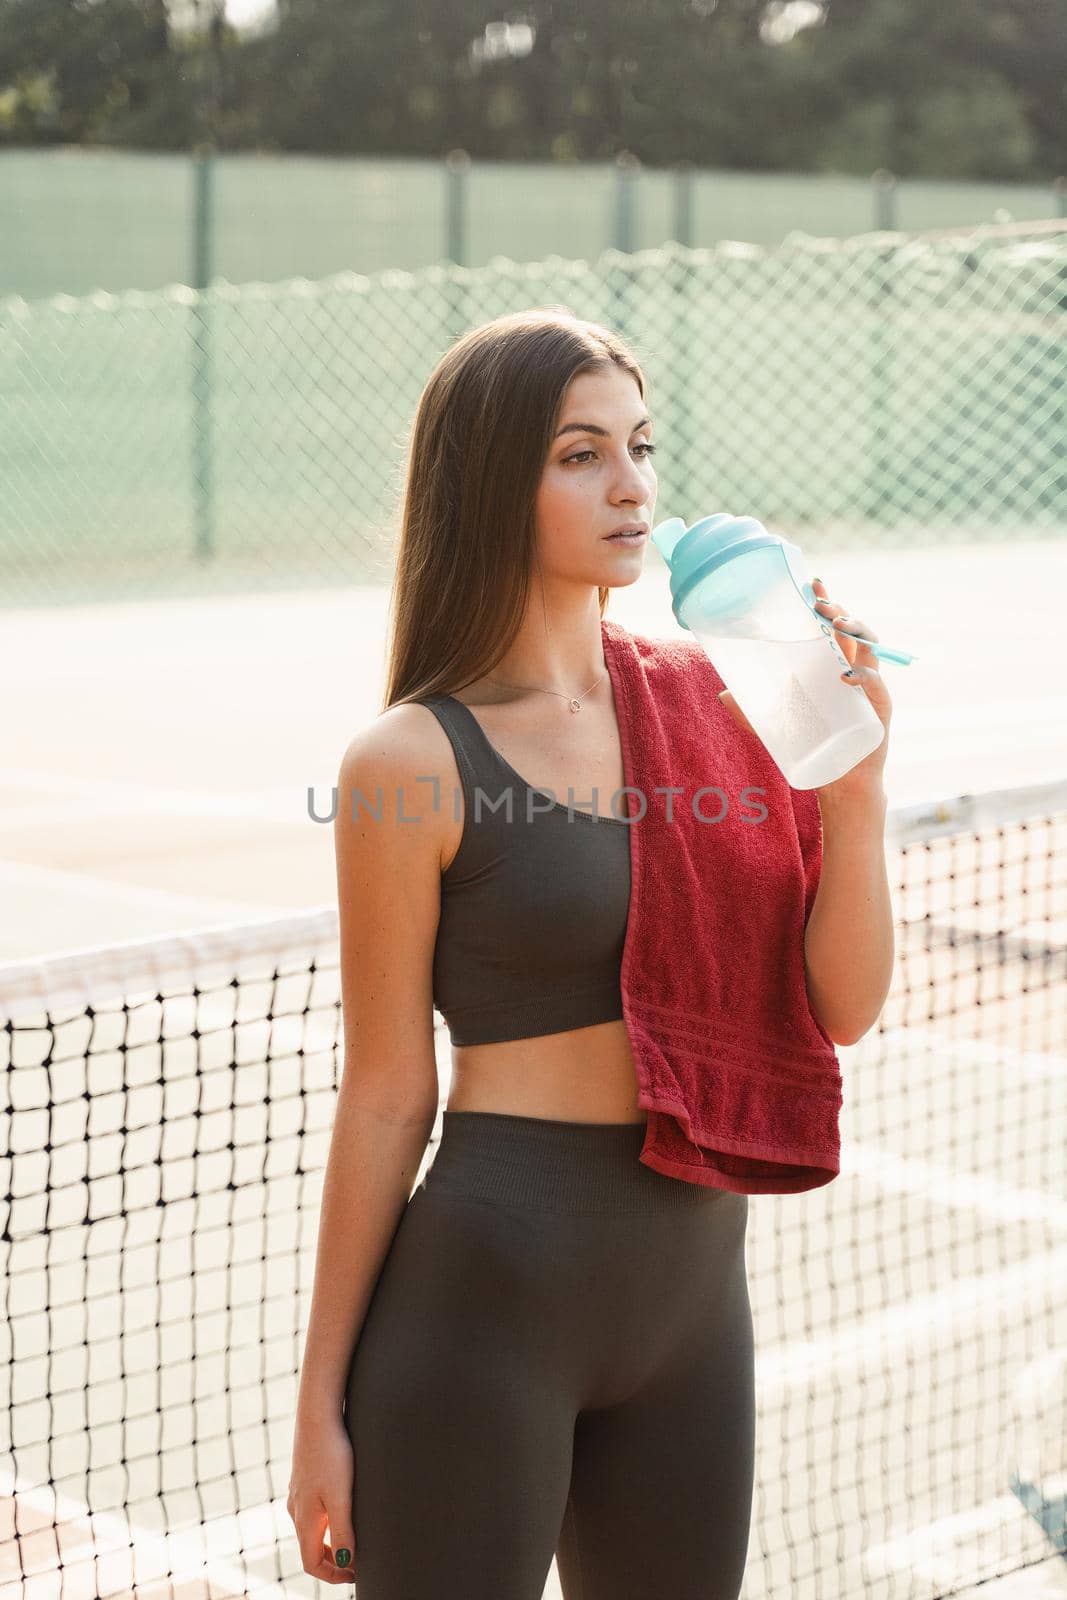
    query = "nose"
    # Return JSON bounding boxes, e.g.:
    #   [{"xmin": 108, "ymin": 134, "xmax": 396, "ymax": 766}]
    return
[{"xmin": 611, "ymin": 450, "xmax": 653, "ymax": 503}]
